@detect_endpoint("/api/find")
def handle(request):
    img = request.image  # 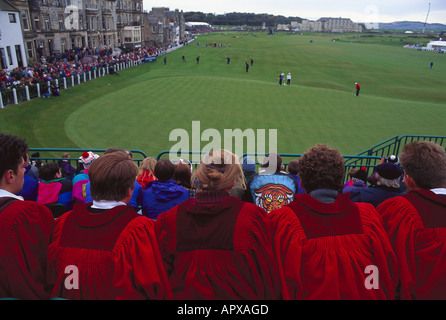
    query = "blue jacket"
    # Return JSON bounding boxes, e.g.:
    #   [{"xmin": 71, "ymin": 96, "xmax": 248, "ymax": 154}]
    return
[
  {"xmin": 343, "ymin": 180, "xmax": 367, "ymax": 194},
  {"xmin": 288, "ymin": 173, "xmax": 306, "ymax": 194},
  {"xmin": 349, "ymin": 186, "xmax": 404, "ymax": 207},
  {"xmin": 142, "ymin": 179, "xmax": 190, "ymax": 220},
  {"xmin": 17, "ymin": 174, "xmax": 39, "ymax": 201}
]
